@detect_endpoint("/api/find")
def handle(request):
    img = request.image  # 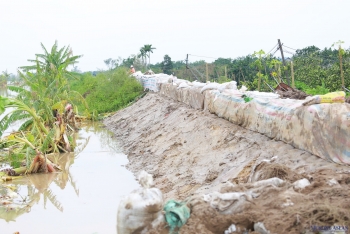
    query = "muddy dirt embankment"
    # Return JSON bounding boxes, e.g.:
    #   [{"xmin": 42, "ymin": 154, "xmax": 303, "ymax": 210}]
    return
[{"xmin": 104, "ymin": 93, "xmax": 350, "ymax": 234}]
